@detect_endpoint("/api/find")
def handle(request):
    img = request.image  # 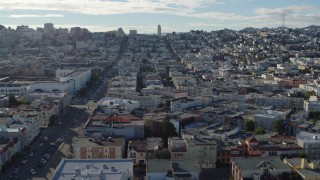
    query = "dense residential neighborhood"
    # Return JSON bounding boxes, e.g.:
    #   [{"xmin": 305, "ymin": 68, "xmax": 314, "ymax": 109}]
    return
[{"xmin": 0, "ymin": 23, "xmax": 320, "ymax": 179}]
